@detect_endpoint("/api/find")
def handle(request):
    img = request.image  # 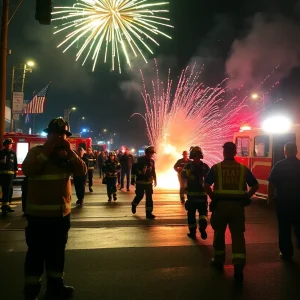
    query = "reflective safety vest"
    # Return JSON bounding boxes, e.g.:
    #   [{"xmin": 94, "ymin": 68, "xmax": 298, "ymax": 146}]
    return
[{"xmin": 213, "ymin": 161, "xmax": 247, "ymax": 199}]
